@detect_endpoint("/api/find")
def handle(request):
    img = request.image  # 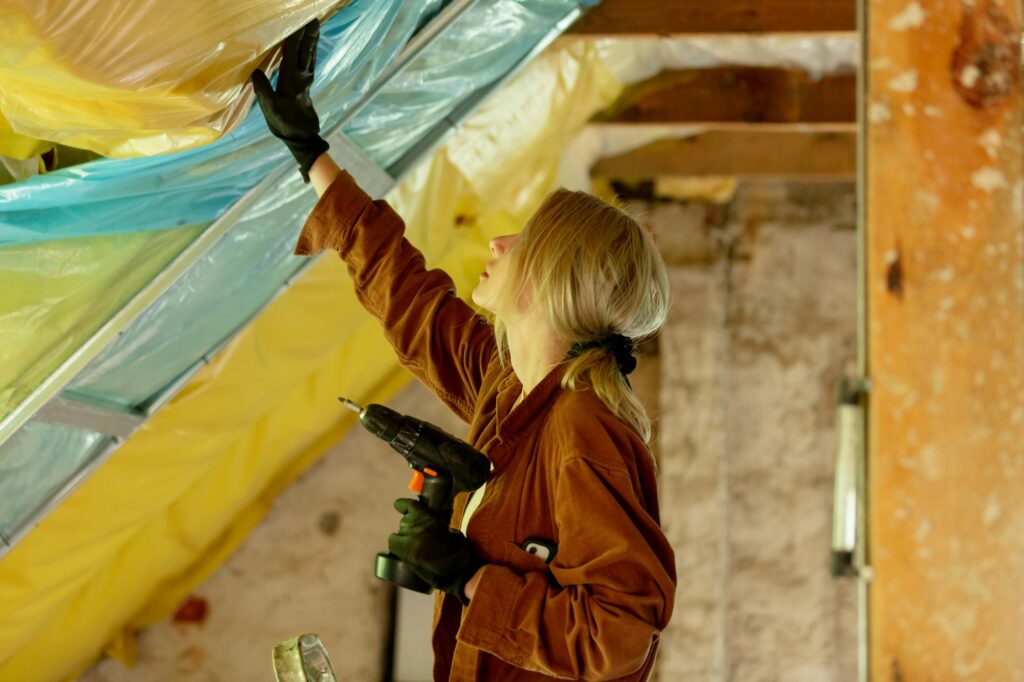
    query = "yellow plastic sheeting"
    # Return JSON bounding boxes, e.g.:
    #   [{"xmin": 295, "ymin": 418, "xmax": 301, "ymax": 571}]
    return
[
  {"xmin": 0, "ymin": 0, "xmax": 340, "ymax": 158},
  {"xmin": 0, "ymin": 226, "xmax": 204, "ymax": 419},
  {"xmin": 0, "ymin": 111, "xmax": 52, "ymax": 161},
  {"xmin": 0, "ymin": 41, "xmax": 621, "ymax": 680}
]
